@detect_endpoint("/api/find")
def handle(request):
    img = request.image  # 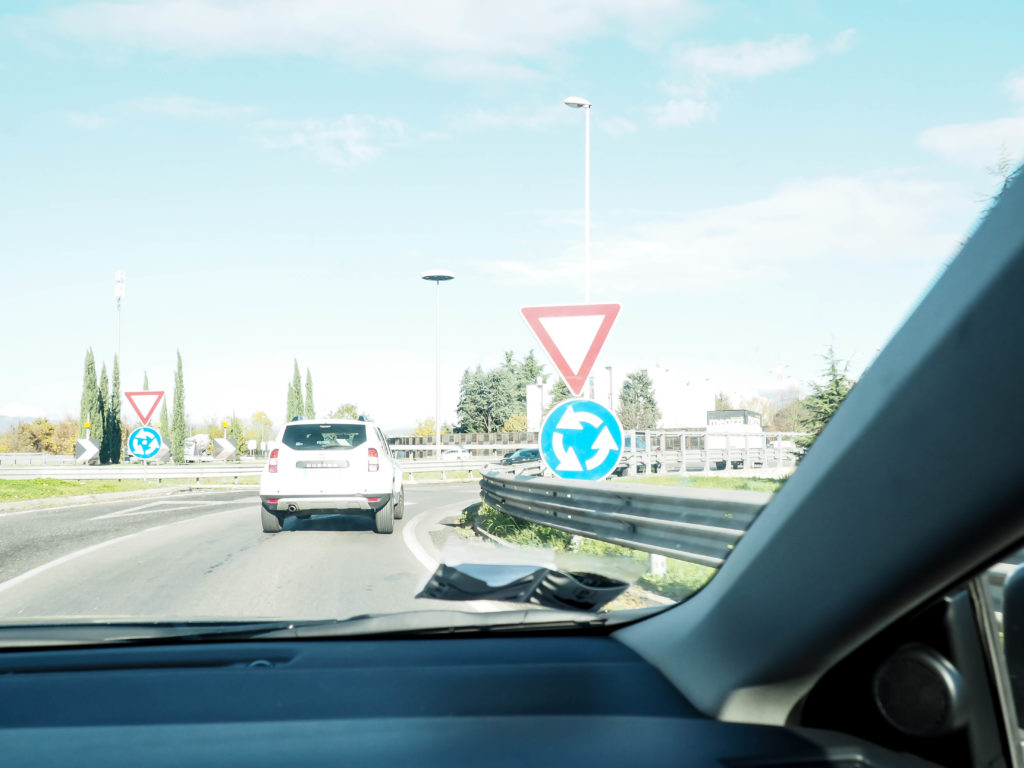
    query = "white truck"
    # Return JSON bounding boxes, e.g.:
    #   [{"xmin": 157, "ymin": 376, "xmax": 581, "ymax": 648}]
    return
[
  {"xmin": 183, "ymin": 433, "xmax": 211, "ymax": 462},
  {"xmin": 704, "ymin": 410, "xmax": 766, "ymax": 470}
]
